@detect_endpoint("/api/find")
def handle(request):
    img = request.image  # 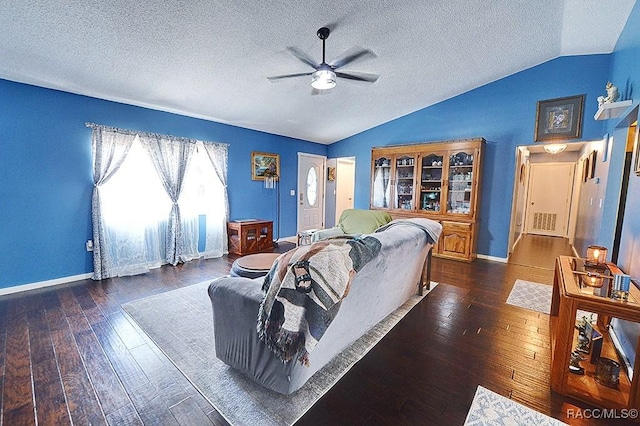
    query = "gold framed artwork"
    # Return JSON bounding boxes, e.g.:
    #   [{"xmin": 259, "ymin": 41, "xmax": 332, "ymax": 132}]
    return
[
  {"xmin": 327, "ymin": 166, "xmax": 336, "ymax": 181},
  {"xmin": 534, "ymin": 94, "xmax": 585, "ymax": 142},
  {"xmin": 251, "ymin": 151, "xmax": 280, "ymax": 180}
]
